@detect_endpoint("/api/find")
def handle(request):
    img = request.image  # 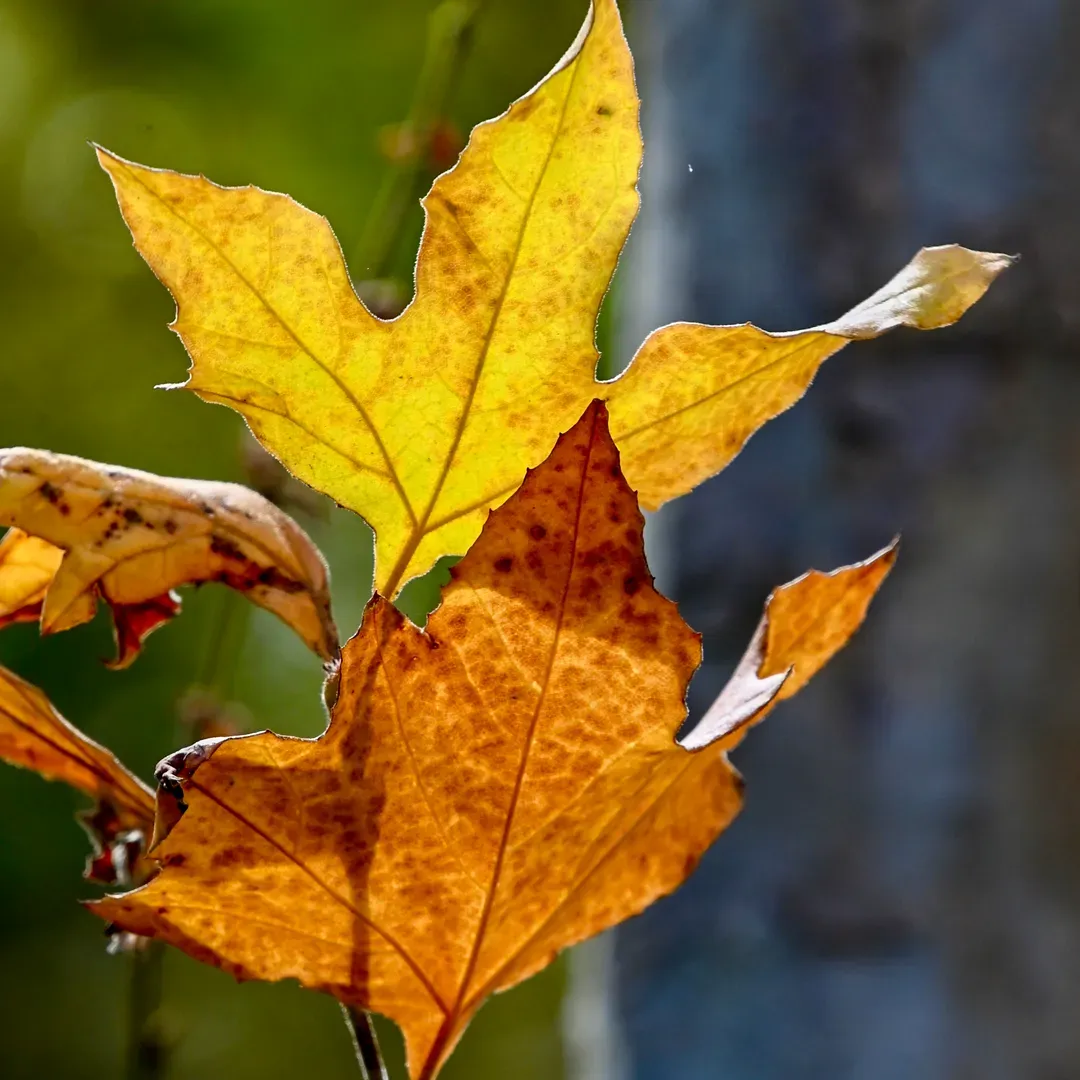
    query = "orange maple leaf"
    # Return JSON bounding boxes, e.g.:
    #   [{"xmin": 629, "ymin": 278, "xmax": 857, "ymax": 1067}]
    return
[{"xmin": 93, "ymin": 402, "xmax": 893, "ymax": 1077}]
